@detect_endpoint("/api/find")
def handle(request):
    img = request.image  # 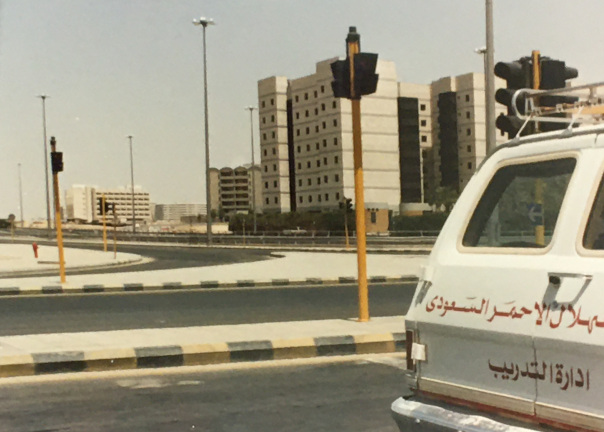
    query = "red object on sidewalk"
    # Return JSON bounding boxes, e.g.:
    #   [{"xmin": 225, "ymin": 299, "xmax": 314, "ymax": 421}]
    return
[{"xmin": 32, "ymin": 242, "xmax": 39, "ymax": 259}]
